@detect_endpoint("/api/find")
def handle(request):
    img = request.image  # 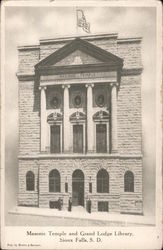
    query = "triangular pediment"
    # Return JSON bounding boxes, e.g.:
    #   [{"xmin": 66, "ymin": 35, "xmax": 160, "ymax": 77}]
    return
[
  {"xmin": 54, "ymin": 49, "xmax": 102, "ymax": 66},
  {"xmin": 35, "ymin": 38, "xmax": 123, "ymax": 70}
]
